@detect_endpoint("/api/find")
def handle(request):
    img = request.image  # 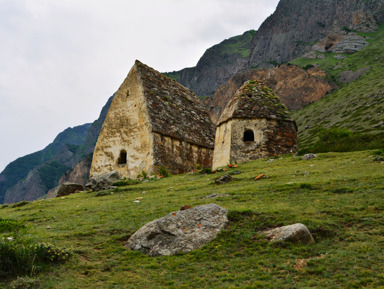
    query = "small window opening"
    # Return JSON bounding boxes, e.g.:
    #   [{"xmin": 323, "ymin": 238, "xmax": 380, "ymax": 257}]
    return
[
  {"xmin": 118, "ymin": 150, "xmax": 127, "ymax": 165},
  {"xmin": 243, "ymin": 129, "xmax": 255, "ymax": 142}
]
